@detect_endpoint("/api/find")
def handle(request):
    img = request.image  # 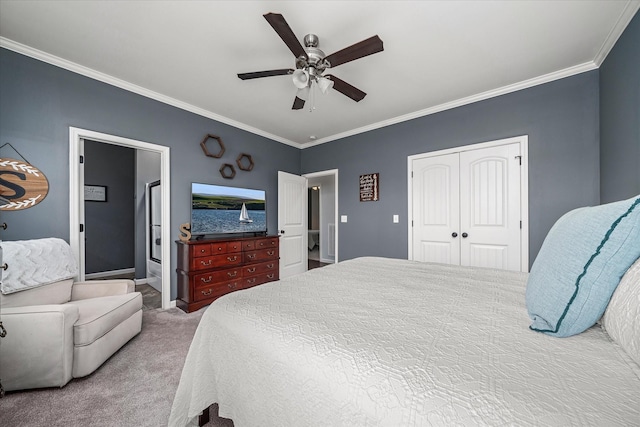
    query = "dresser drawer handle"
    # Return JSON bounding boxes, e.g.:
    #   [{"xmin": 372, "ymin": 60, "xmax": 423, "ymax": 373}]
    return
[
  {"xmin": 267, "ymin": 250, "xmax": 275, "ymax": 256},
  {"xmin": 247, "ymin": 267, "xmax": 256, "ymax": 273},
  {"xmin": 227, "ymin": 256, "xmax": 238, "ymax": 262},
  {"xmin": 267, "ymin": 274, "xmax": 275, "ymax": 279},
  {"xmin": 217, "ymin": 247, "xmax": 223, "ymax": 251},
  {"xmin": 227, "ymin": 271, "xmax": 237, "ymax": 277},
  {"xmin": 200, "ymin": 249, "xmax": 206, "ymax": 253},
  {"xmin": 200, "ymin": 276, "xmax": 212, "ymax": 283},
  {"xmin": 227, "ymin": 283, "xmax": 237, "ymax": 289},
  {"xmin": 201, "ymin": 289, "xmax": 212, "ymax": 296},
  {"xmin": 200, "ymin": 260, "xmax": 212, "ymax": 266},
  {"xmin": 247, "ymin": 254, "xmax": 256, "ymax": 259},
  {"xmin": 246, "ymin": 278, "xmax": 256, "ymax": 284},
  {"xmin": 267, "ymin": 263, "xmax": 274, "ymax": 269}
]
